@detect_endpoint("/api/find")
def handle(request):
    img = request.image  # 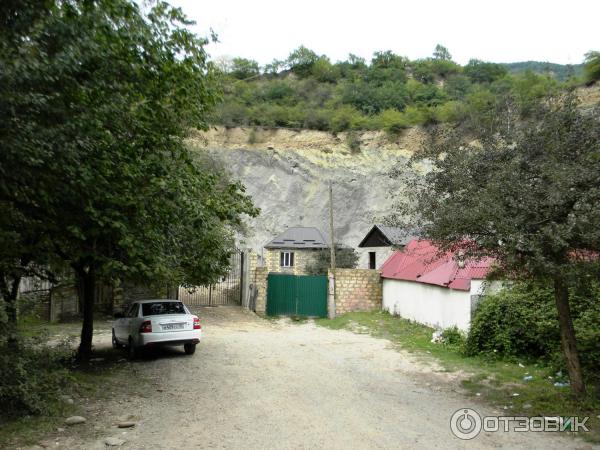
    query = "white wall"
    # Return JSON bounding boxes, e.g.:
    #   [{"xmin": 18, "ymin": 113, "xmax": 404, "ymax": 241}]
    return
[
  {"xmin": 470, "ymin": 280, "xmax": 503, "ymax": 296},
  {"xmin": 382, "ymin": 279, "xmax": 473, "ymax": 331}
]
